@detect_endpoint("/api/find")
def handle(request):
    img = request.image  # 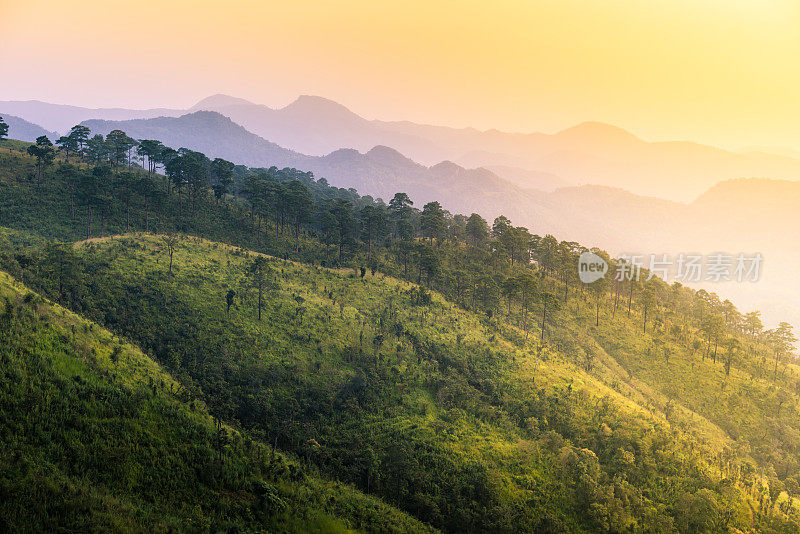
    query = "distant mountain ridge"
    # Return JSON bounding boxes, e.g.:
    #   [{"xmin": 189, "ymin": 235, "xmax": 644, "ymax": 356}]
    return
[
  {"xmin": 10, "ymin": 105, "xmax": 800, "ymax": 339},
  {"xmin": 8, "ymin": 93, "xmax": 800, "ymax": 200},
  {"xmin": 81, "ymin": 111, "xmax": 308, "ymax": 169},
  {"xmin": 0, "ymin": 100, "xmax": 184, "ymax": 134},
  {"xmin": 80, "ymin": 111, "xmax": 544, "ymax": 224},
  {"xmin": 186, "ymin": 94, "xmax": 800, "ymax": 201},
  {"xmin": 0, "ymin": 114, "xmax": 59, "ymax": 143}
]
